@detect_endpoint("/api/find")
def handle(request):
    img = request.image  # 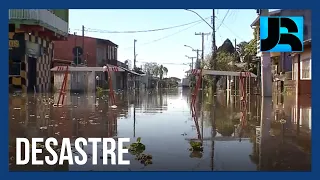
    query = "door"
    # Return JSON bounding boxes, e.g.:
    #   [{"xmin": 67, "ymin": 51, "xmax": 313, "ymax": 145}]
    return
[{"xmin": 27, "ymin": 57, "xmax": 37, "ymax": 93}]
